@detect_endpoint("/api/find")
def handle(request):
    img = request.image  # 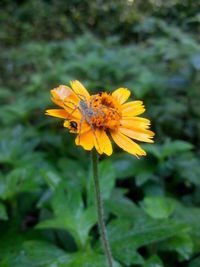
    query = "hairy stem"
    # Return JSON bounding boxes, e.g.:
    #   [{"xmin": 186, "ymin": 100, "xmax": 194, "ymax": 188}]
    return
[{"xmin": 91, "ymin": 149, "xmax": 113, "ymax": 267}]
